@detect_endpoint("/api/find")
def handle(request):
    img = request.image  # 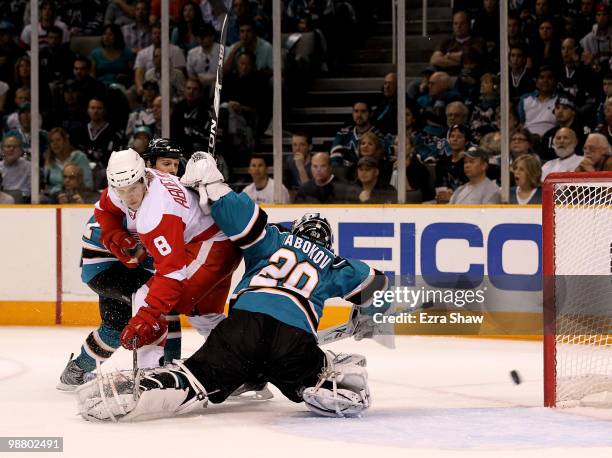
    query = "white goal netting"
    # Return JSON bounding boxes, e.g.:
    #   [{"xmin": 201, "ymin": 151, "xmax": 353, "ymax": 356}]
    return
[{"xmin": 552, "ymin": 182, "xmax": 612, "ymax": 406}]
